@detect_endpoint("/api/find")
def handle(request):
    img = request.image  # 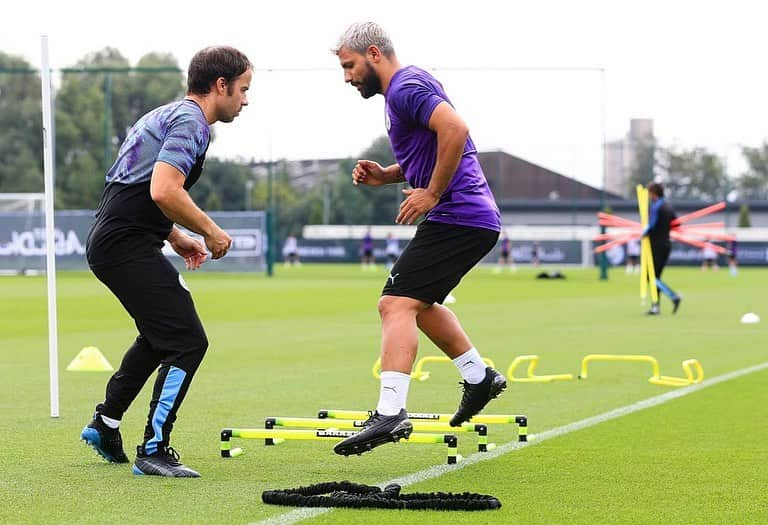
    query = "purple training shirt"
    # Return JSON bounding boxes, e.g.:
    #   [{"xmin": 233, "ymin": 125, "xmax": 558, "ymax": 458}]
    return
[
  {"xmin": 363, "ymin": 233, "xmax": 373, "ymax": 250},
  {"xmin": 385, "ymin": 66, "xmax": 501, "ymax": 232}
]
